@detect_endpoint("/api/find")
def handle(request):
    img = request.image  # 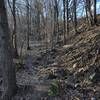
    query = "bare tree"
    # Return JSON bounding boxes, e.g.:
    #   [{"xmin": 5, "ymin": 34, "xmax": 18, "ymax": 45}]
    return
[
  {"xmin": 85, "ymin": 0, "xmax": 93, "ymax": 26},
  {"xmin": 26, "ymin": 0, "xmax": 31, "ymax": 50},
  {"xmin": 93, "ymin": 0, "xmax": 97, "ymax": 24},
  {"xmin": 7, "ymin": 0, "xmax": 19, "ymax": 57},
  {"xmin": 0, "ymin": 0, "xmax": 17, "ymax": 100},
  {"xmin": 63, "ymin": 0, "xmax": 66, "ymax": 44},
  {"xmin": 66, "ymin": 0, "xmax": 69, "ymax": 36},
  {"xmin": 73, "ymin": 0, "xmax": 77, "ymax": 34},
  {"xmin": 52, "ymin": 0, "xmax": 60, "ymax": 47},
  {"xmin": 12, "ymin": 0, "xmax": 19, "ymax": 57}
]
